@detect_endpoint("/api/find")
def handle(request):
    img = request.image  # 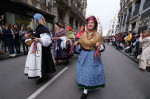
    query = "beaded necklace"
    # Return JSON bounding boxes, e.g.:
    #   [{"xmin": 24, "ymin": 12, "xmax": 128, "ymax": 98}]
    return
[{"xmin": 86, "ymin": 31, "xmax": 96, "ymax": 40}]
